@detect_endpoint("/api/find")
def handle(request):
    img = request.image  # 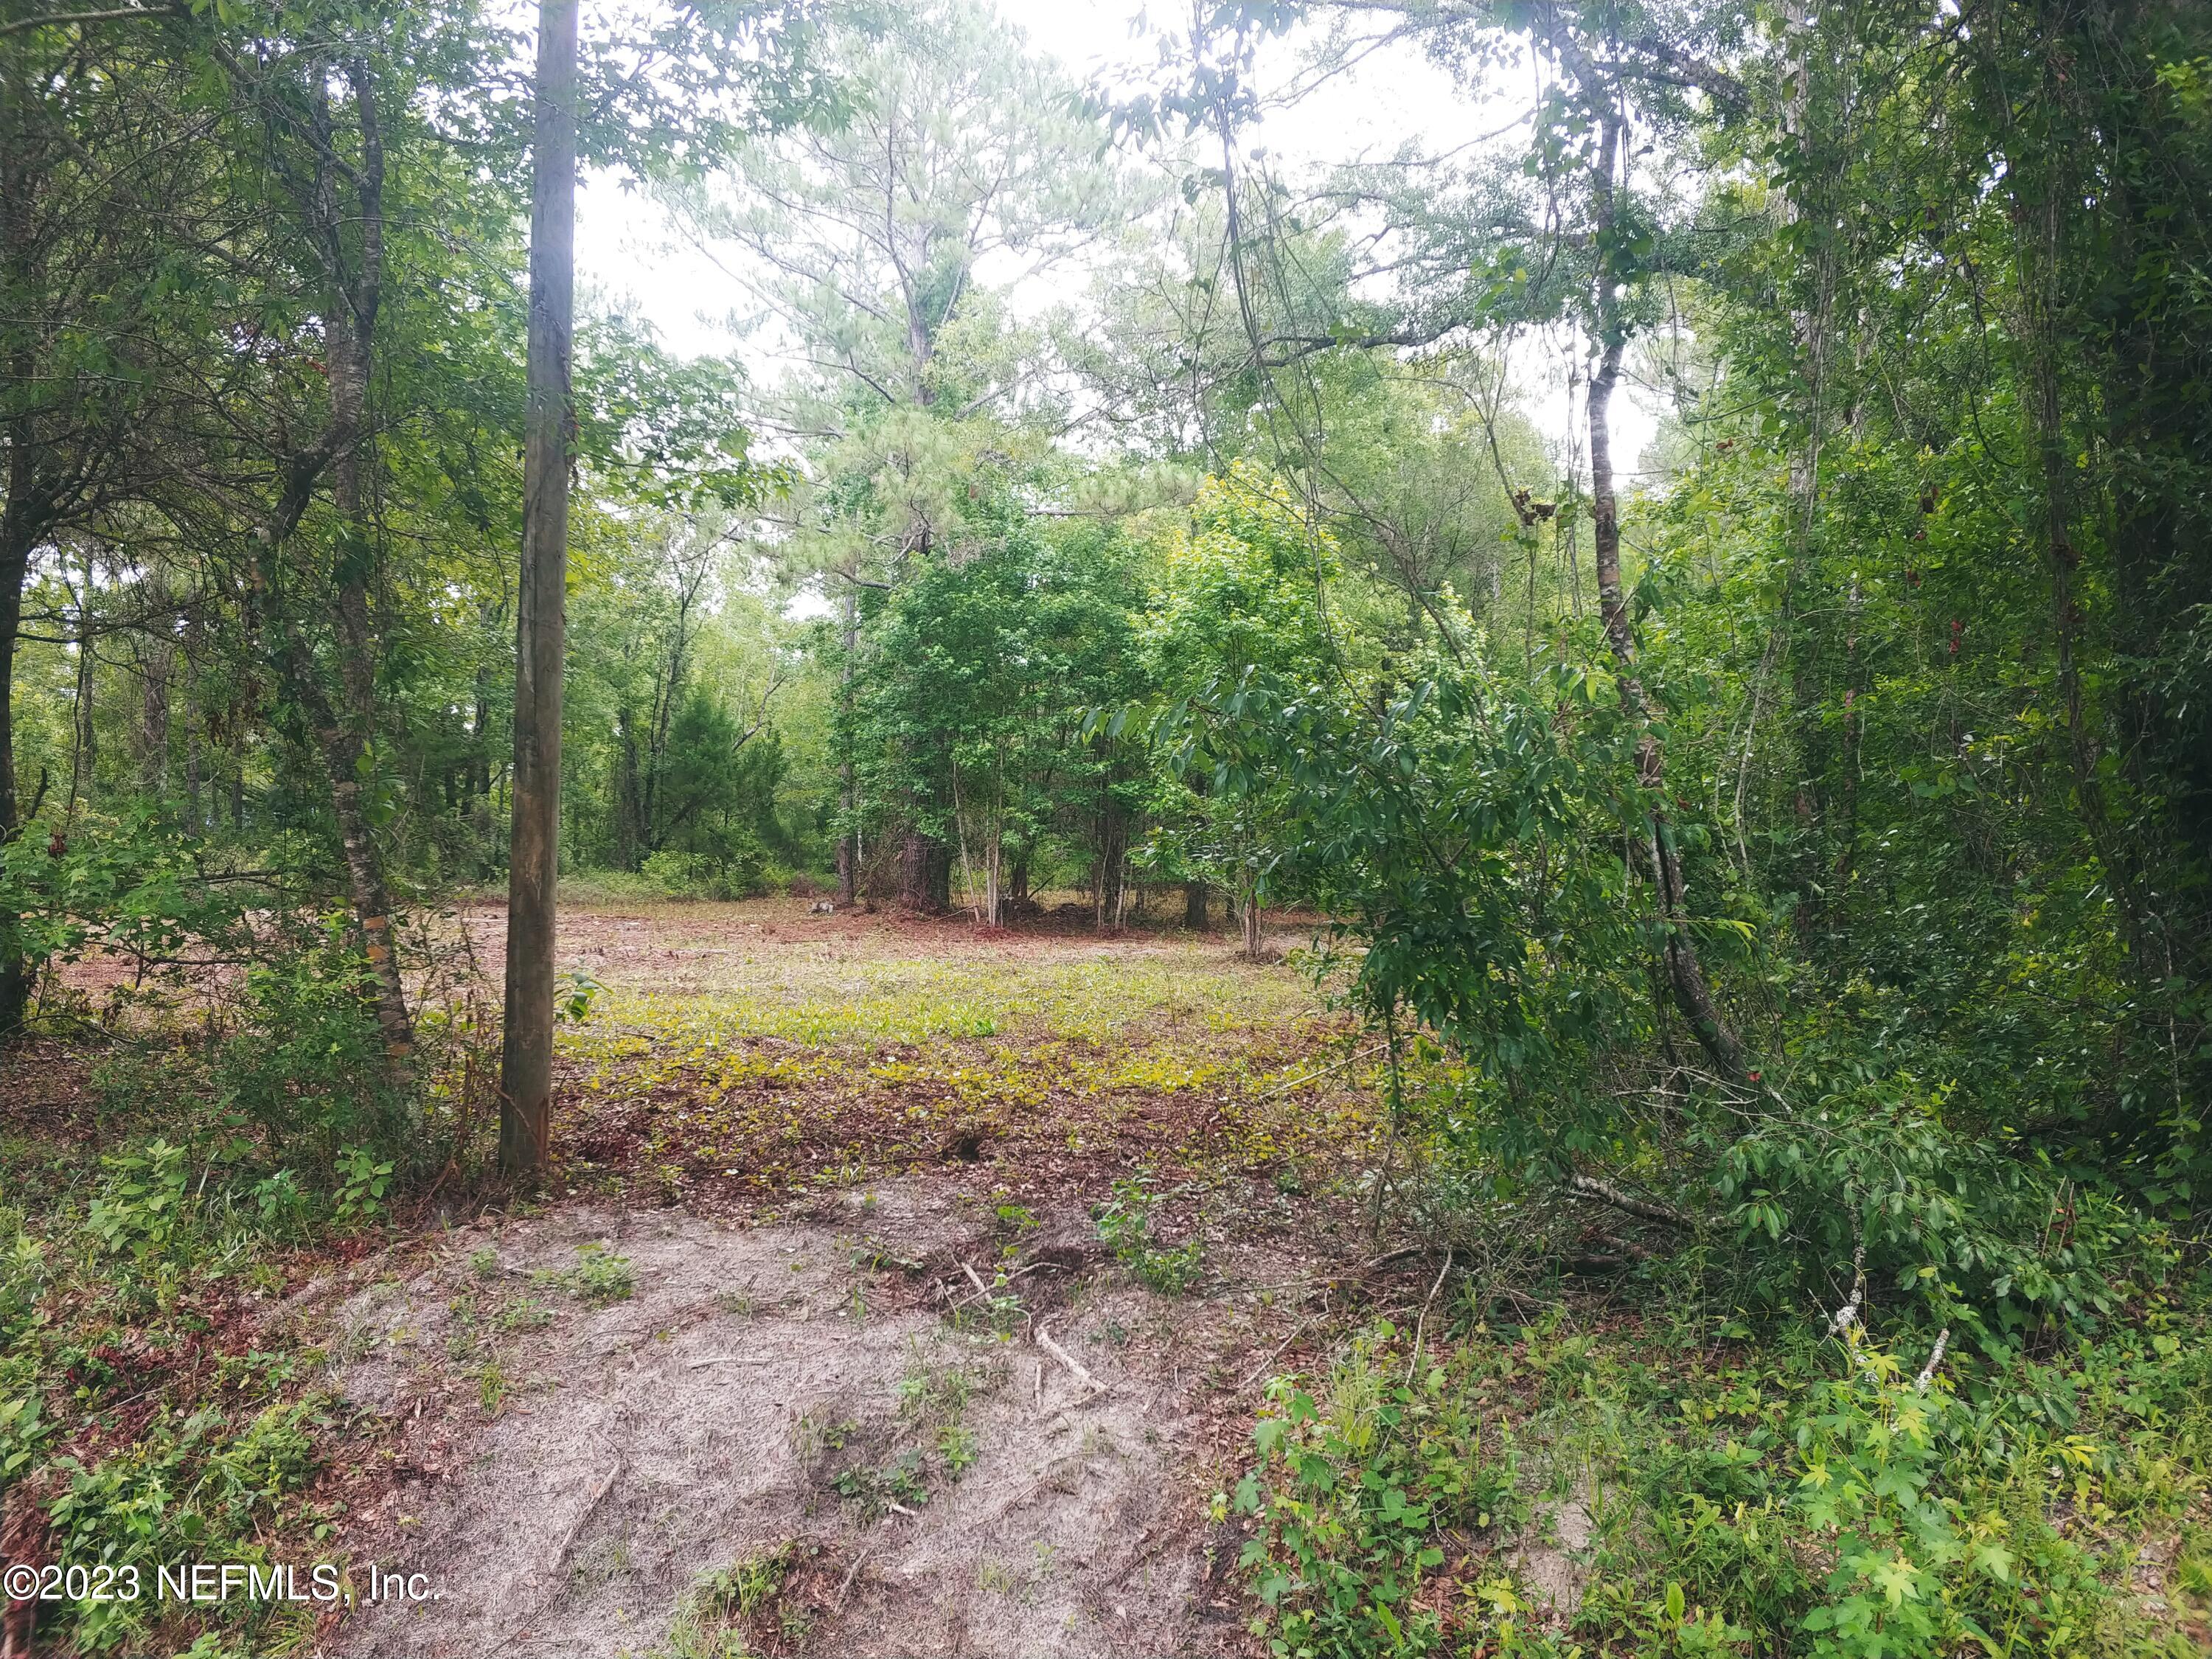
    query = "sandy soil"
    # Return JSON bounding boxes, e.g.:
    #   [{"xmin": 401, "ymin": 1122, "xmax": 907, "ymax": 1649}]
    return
[{"xmin": 316, "ymin": 1177, "xmax": 1332, "ymax": 1658}]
